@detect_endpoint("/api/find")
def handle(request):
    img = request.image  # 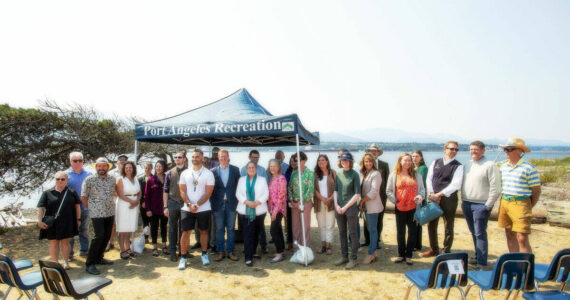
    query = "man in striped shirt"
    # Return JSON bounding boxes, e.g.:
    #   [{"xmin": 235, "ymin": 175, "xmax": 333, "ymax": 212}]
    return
[{"xmin": 498, "ymin": 138, "xmax": 541, "ymax": 253}]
